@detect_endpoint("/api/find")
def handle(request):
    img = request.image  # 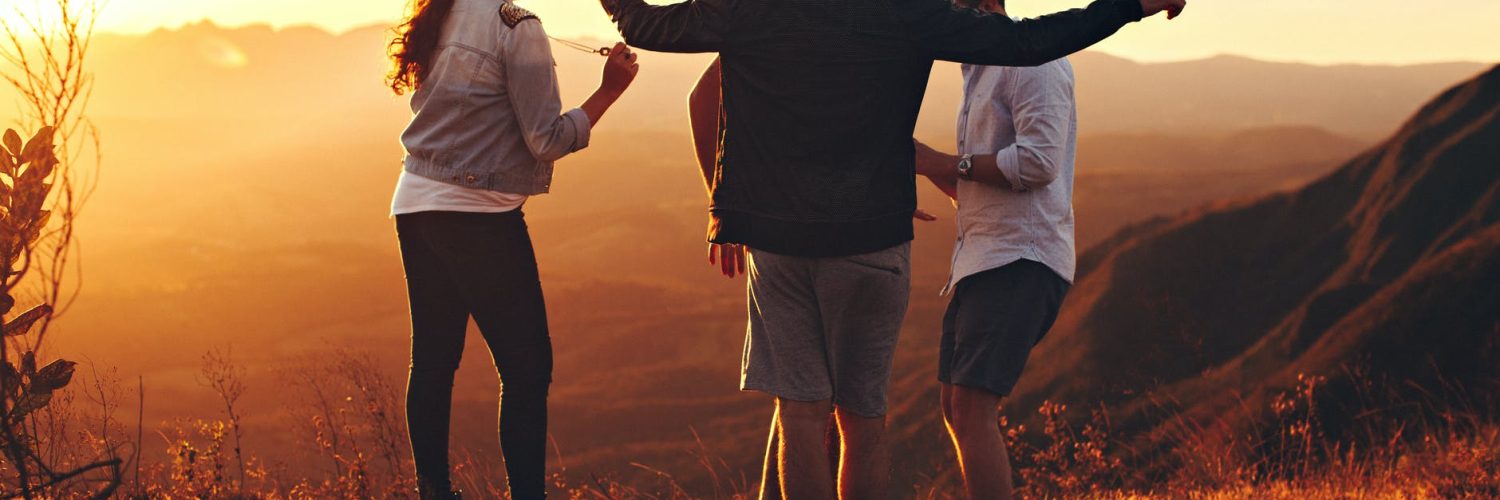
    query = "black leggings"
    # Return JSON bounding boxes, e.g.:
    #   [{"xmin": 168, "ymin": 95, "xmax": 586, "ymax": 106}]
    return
[{"xmin": 396, "ymin": 210, "xmax": 551, "ymax": 499}]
